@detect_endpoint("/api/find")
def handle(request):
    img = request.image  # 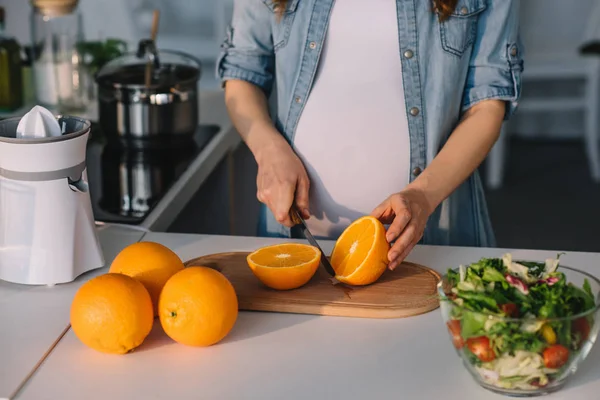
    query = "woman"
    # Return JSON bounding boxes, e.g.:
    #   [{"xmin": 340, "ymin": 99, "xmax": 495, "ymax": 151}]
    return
[{"xmin": 217, "ymin": 0, "xmax": 523, "ymax": 270}]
